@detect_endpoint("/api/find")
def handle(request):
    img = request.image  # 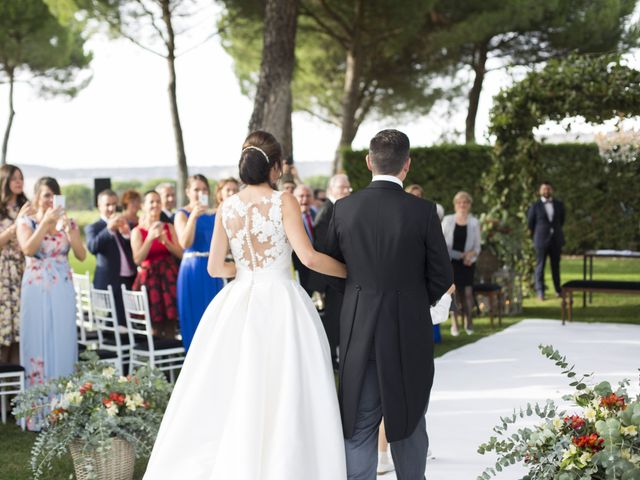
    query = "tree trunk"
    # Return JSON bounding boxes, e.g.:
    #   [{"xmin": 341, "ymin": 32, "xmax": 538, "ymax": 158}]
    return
[
  {"xmin": 333, "ymin": 1, "xmax": 364, "ymax": 174},
  {"xmin": 2, "ymin": 69, "xmax": 16, "ymax": 166},
  {"xmin": 465, "ymin": 42, "xmax": 488, "ymax": 144},
  {"xmin": 249, "ymin": 0, "xmax": 299, "ymax": 160},
  {"xmin": 161, "ymin": 0, "xmax": 188, "ymax": 207}
]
